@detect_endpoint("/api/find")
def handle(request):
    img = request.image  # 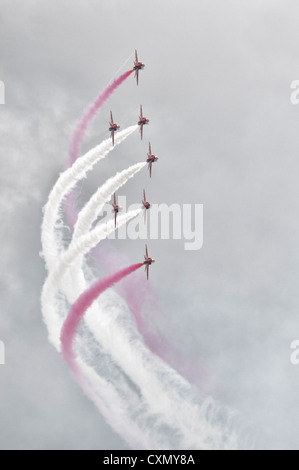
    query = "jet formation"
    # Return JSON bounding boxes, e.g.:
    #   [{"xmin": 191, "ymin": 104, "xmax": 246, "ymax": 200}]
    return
[{"xmin": 110, "ymin": 51, "xmax": 157, "ymax": 279}]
